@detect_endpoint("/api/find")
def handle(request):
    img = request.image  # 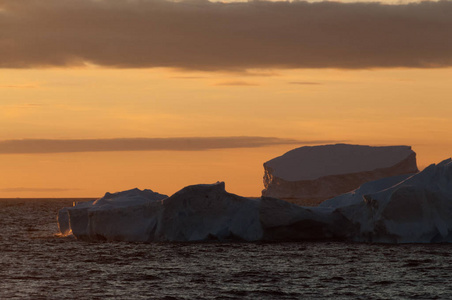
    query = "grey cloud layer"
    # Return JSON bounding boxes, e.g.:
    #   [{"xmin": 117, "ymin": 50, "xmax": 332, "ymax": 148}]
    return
[
  {"xmin": 0, "ymin": 137, "xmax": 333, "ymax": 154},
  {"xmin": 1, "ymin": 0, "xmax": 451, "ymax": 70}
]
